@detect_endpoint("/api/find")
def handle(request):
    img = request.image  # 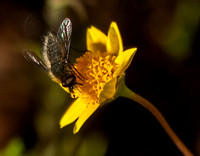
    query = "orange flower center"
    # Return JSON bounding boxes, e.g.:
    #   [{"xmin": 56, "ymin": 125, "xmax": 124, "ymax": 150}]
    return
[{"xmin": 72, "ymin": 51, "xmax": 118, "ymax": 104}]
